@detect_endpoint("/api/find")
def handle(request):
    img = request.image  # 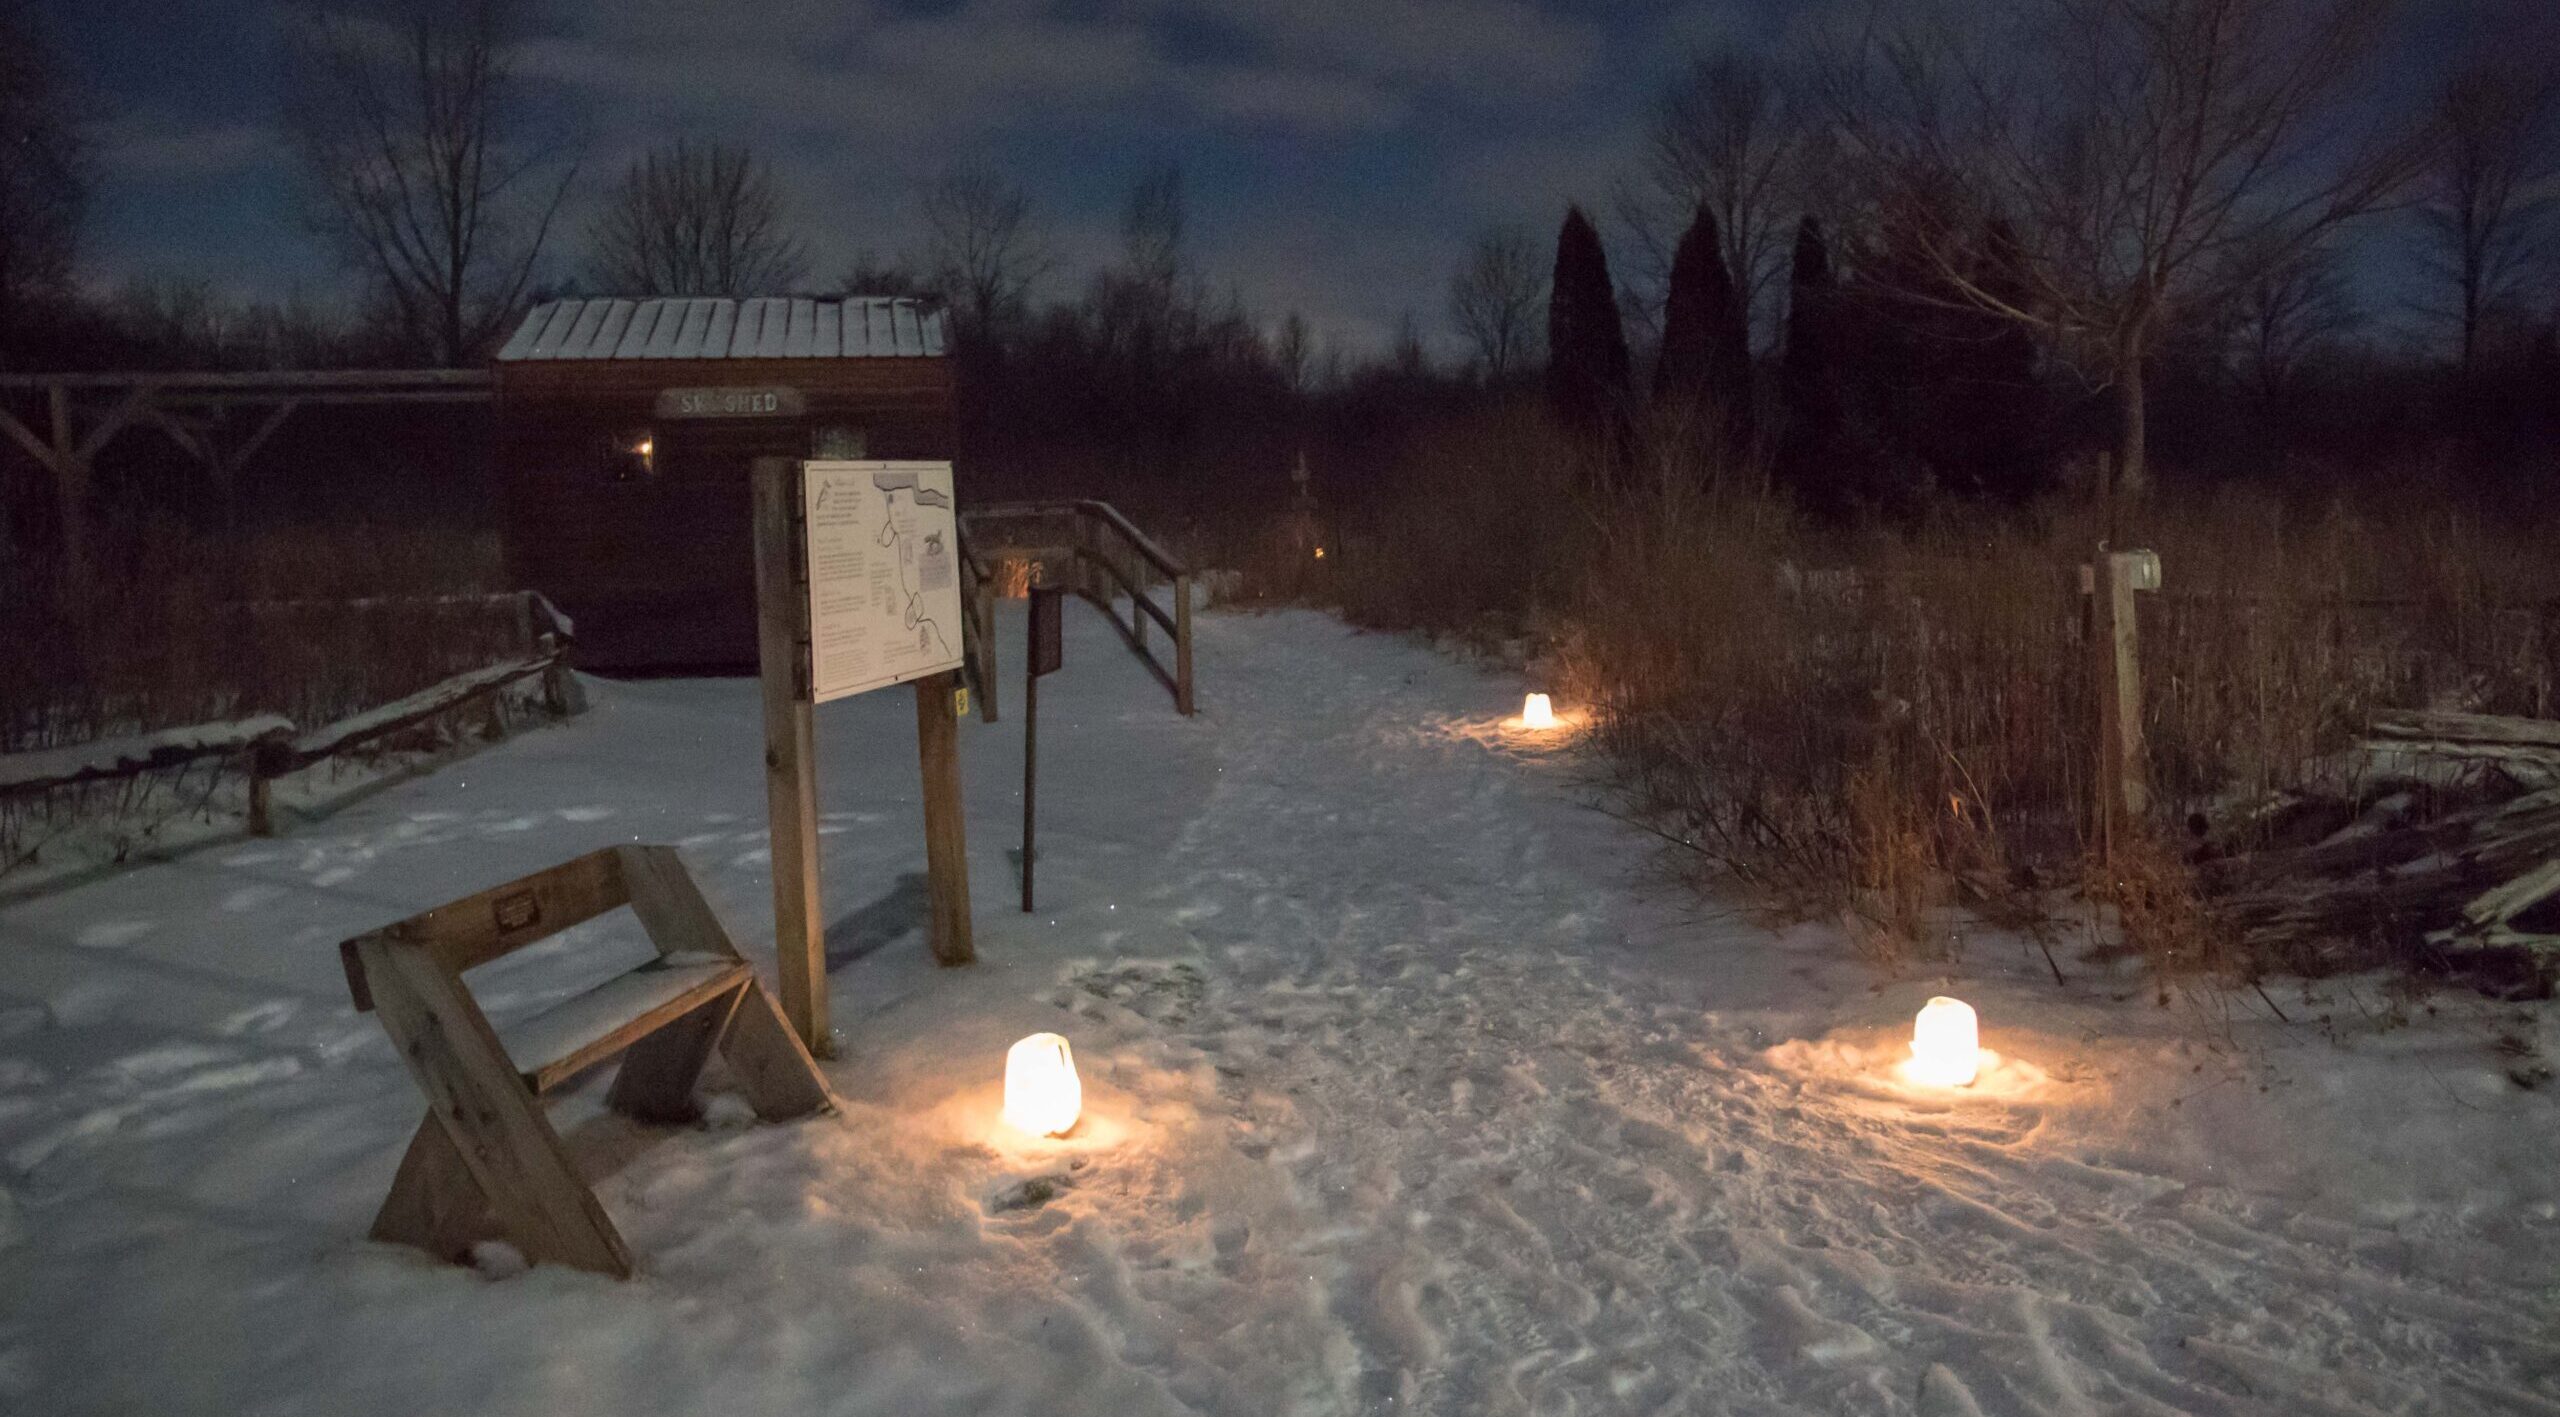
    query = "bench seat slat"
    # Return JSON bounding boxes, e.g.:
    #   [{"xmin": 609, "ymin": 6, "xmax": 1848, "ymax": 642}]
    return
[{"xmin": 503, "ymin": 956, "xmax": 747, "ymax": 1095}]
